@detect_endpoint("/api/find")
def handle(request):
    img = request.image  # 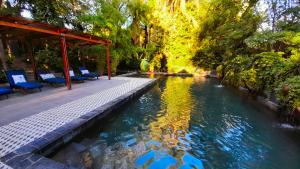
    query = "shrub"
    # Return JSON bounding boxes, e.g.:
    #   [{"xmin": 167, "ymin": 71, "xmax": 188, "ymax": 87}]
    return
[
  {"xmin": 276, "ymin": 76, "xmax": 300, "ymax": 110},
  {"xmin": 140, "ymin": 59, "xmax": 149, "ymax": 72}
]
